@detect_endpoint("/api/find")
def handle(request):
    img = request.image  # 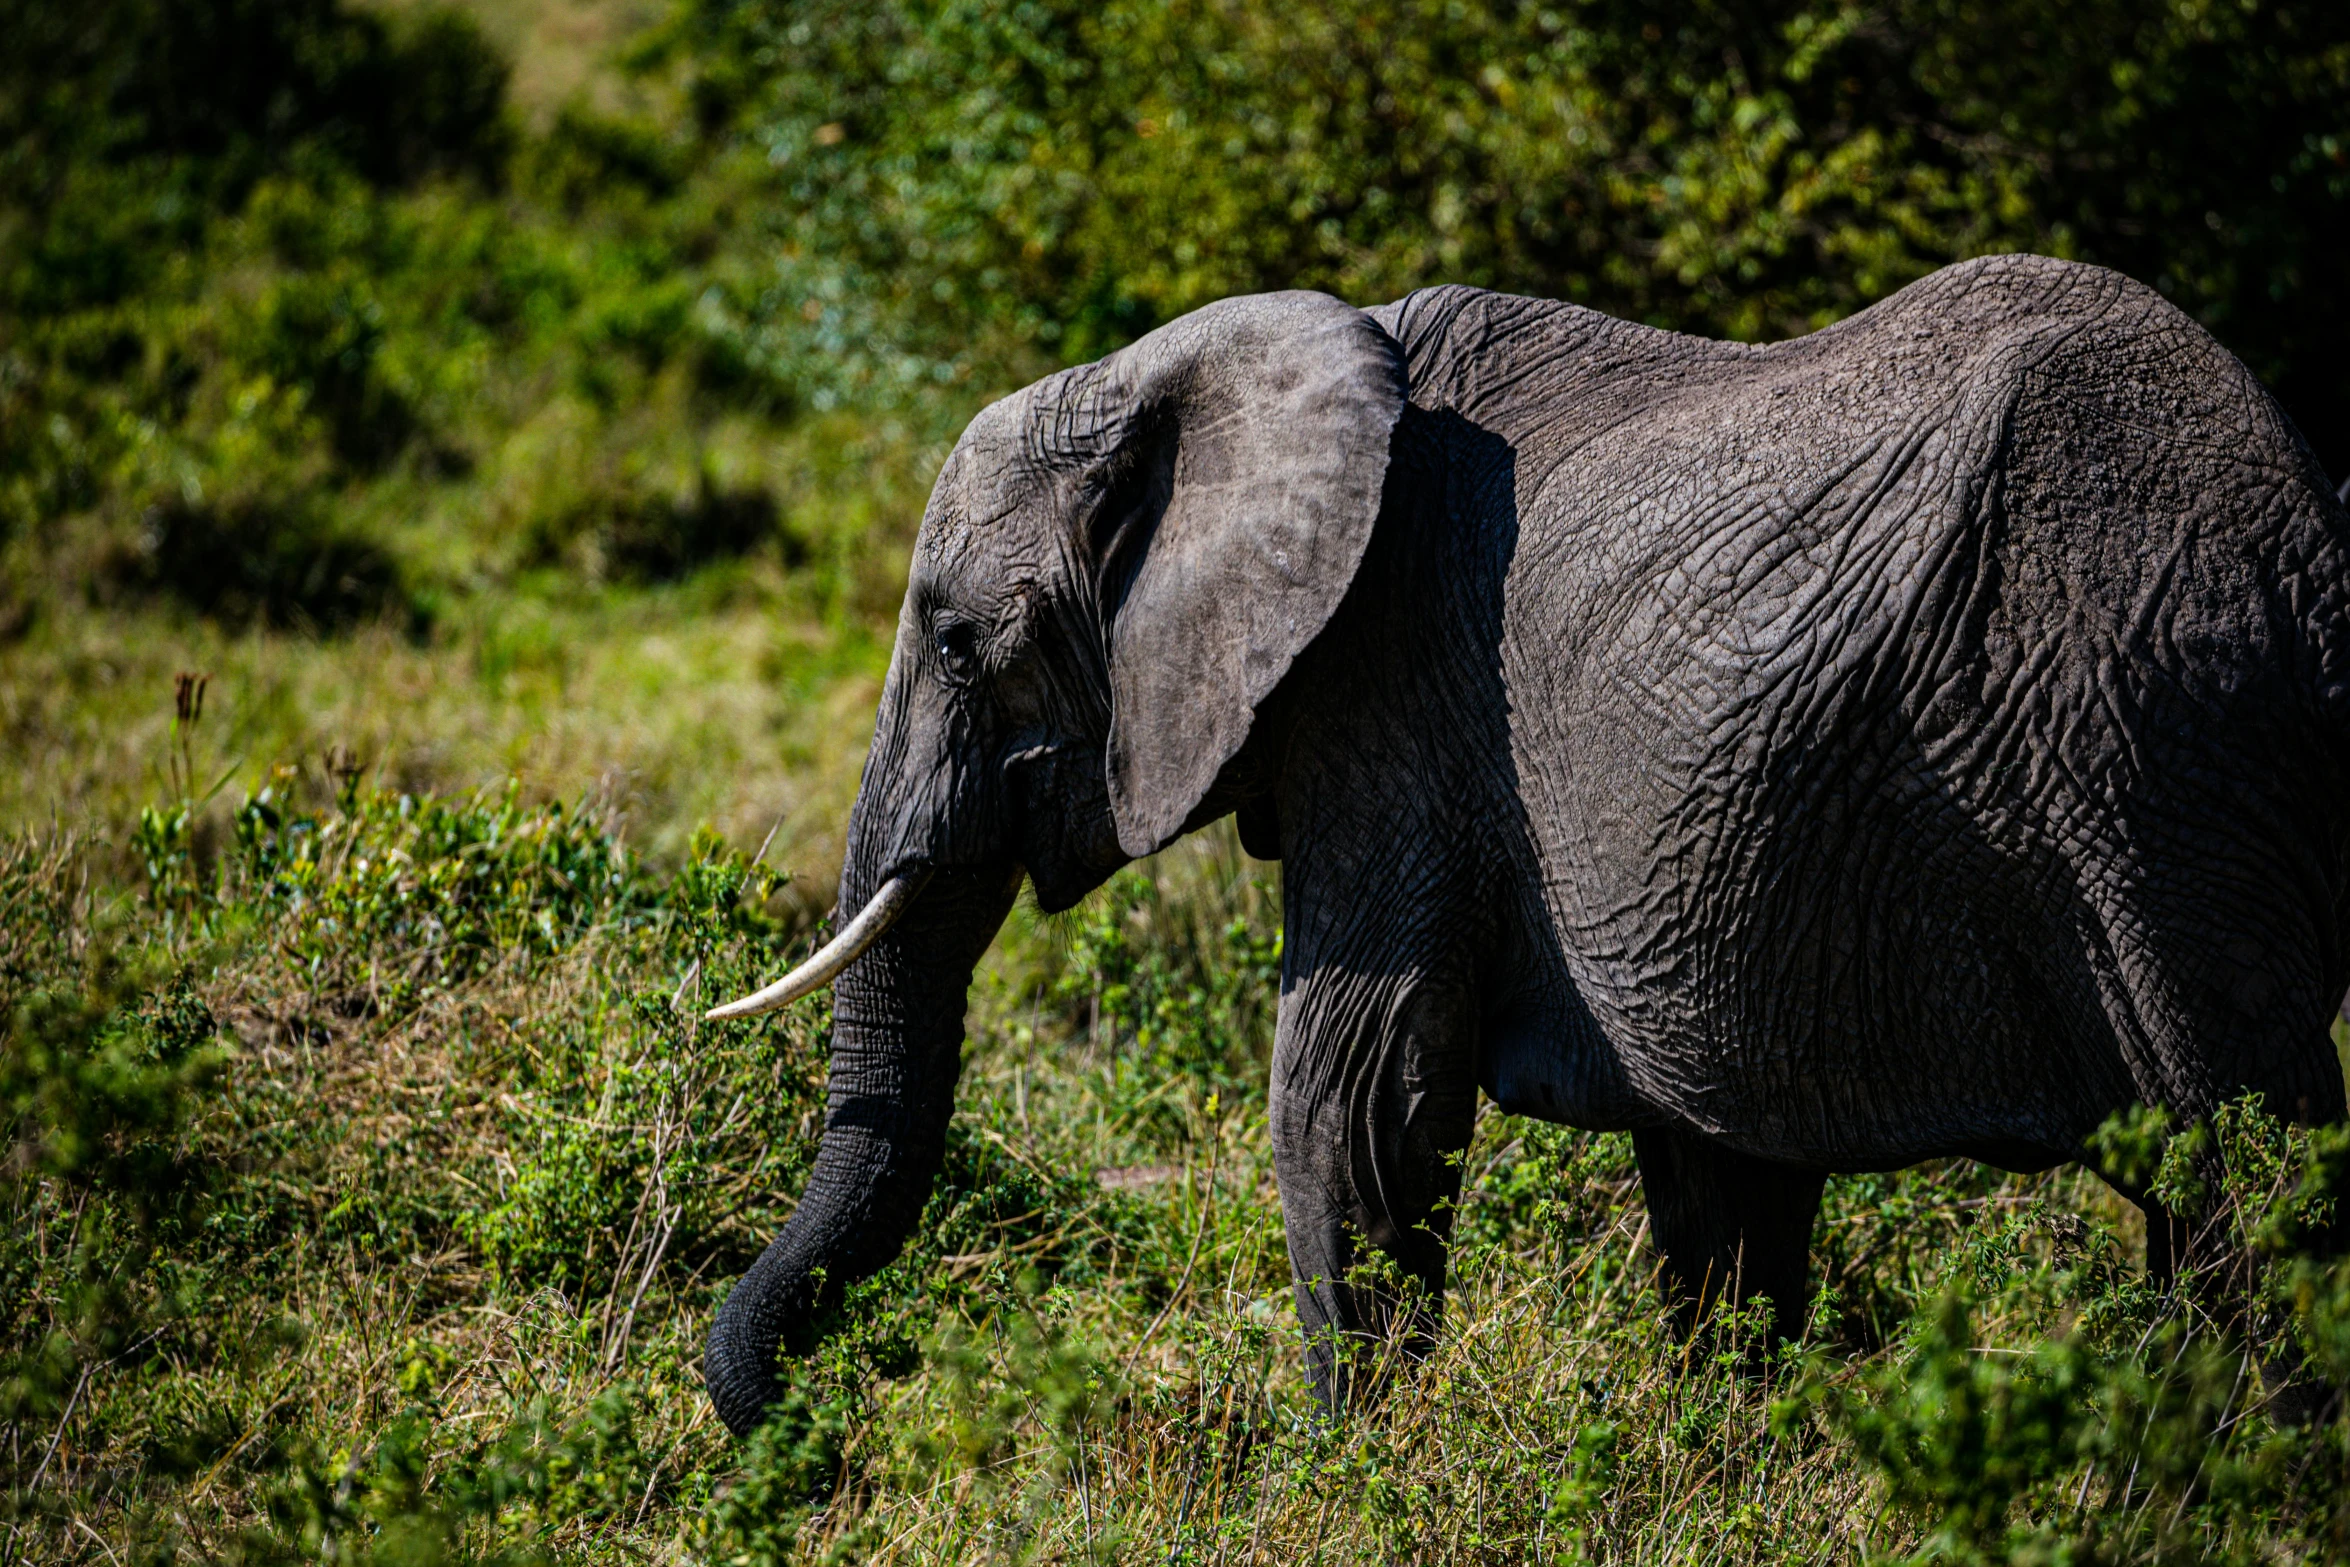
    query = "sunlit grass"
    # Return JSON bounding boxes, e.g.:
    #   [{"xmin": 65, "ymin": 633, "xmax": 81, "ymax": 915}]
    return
[
  {"xmin": 19, "ymin": 780, "xmax": 2340, "ymax": 1566},
  {"xmin": 0, "ymin": 573, "xmax": 889, "ymax": 894}
]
